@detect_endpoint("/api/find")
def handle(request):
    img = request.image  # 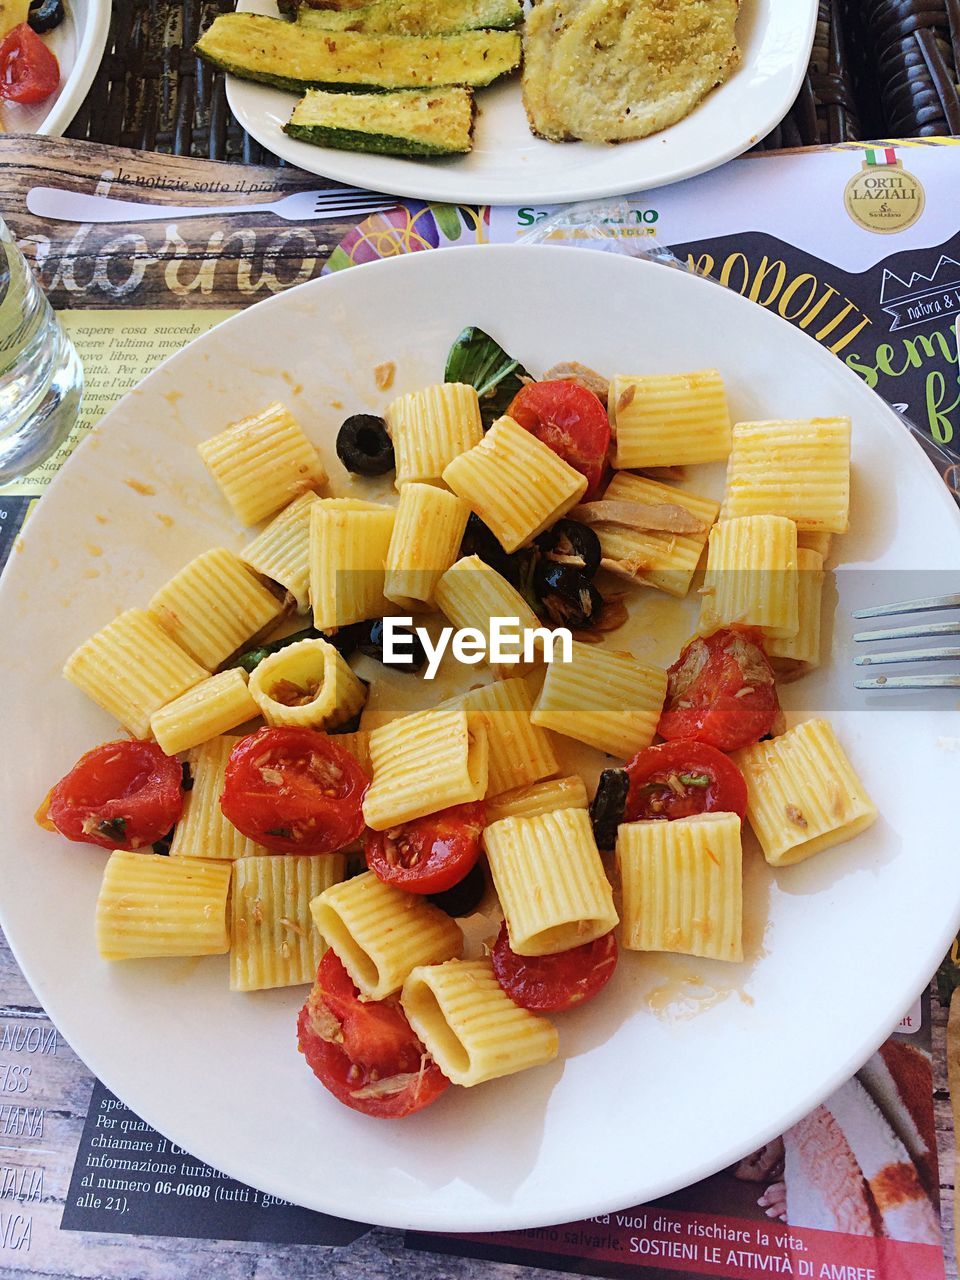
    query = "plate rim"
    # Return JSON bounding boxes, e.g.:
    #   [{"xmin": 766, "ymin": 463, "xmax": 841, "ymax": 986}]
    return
[
  {"xmin": 225, "ymin": 0, "xmax": 819, "ymax": 205},
  {"xmin": 37, "ymin": 0, "xmax": 112, "ymax": 138},
  {"xmin": 2, "ymin": 245, "xmax": 960, "ymax": 1233}
]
